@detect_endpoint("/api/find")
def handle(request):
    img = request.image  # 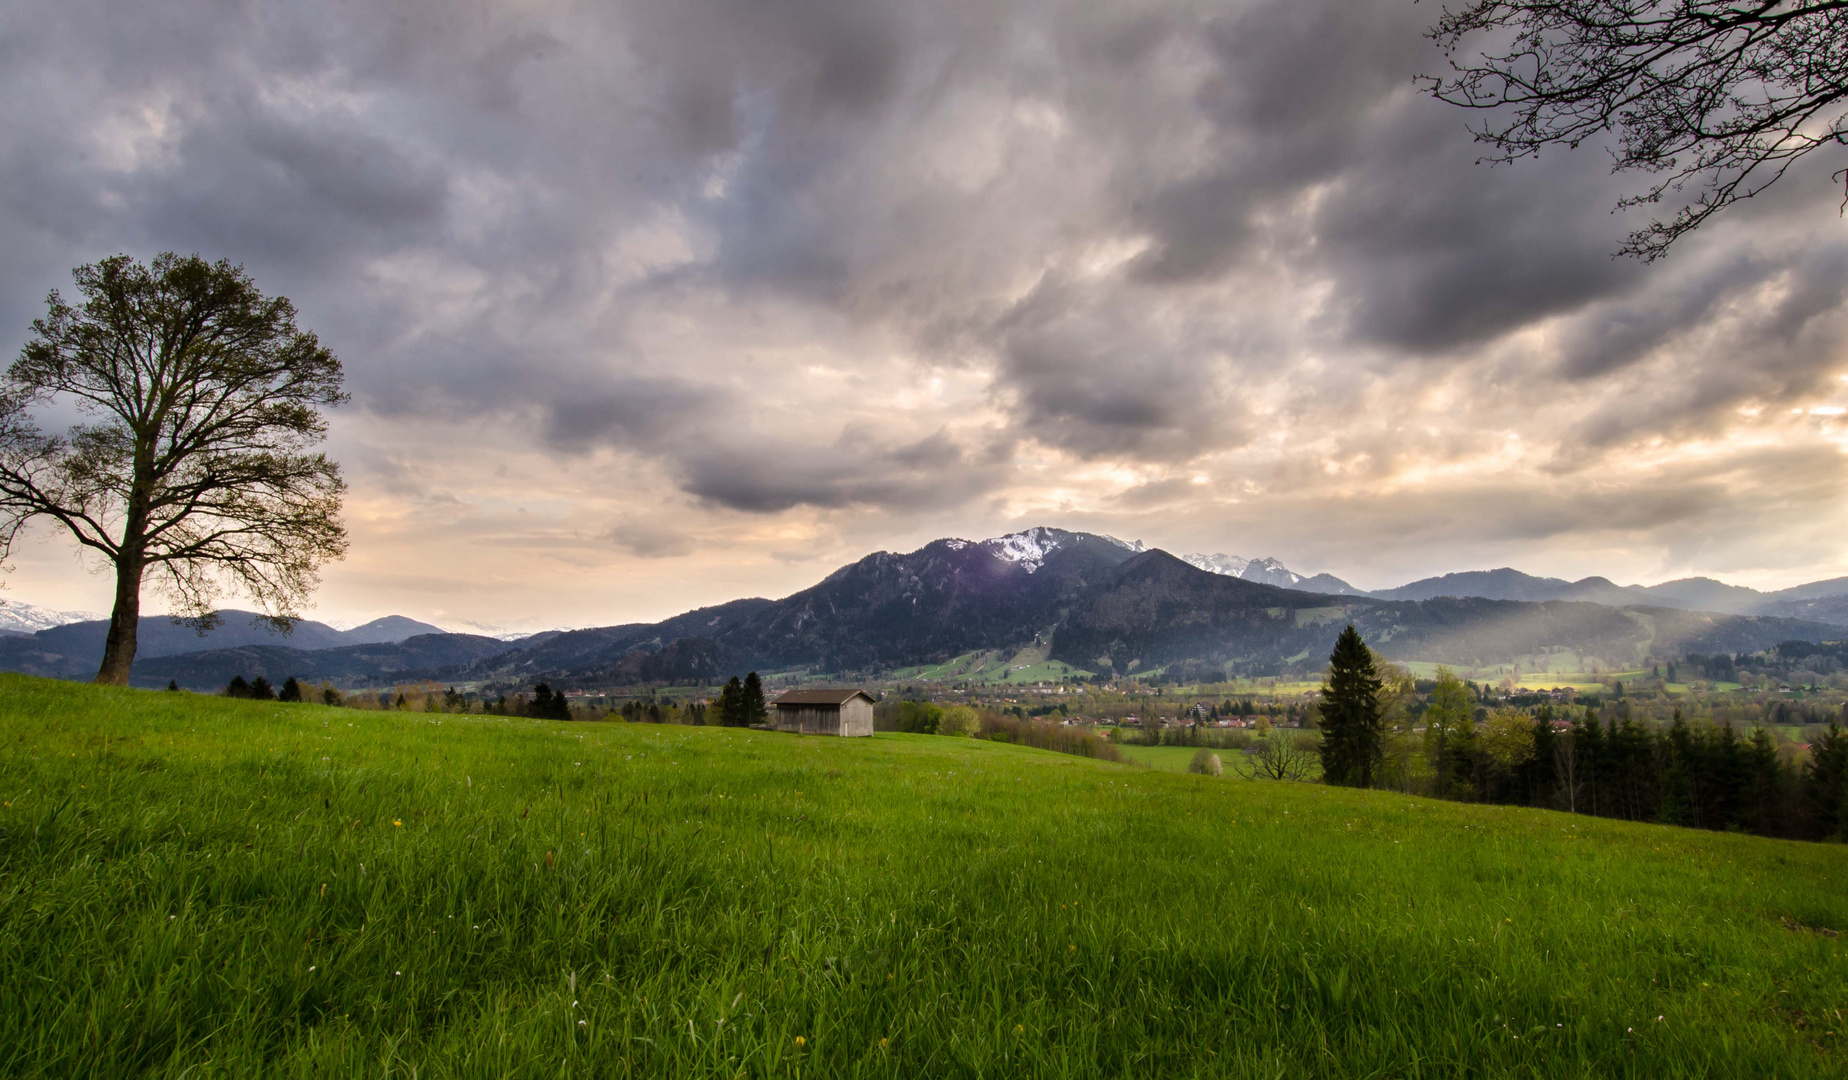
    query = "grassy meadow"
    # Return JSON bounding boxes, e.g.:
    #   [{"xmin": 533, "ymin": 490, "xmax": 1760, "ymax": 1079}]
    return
[{"xmin": 2, "ymin": 674, "xmax": 1846, "ymax": 1078}]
